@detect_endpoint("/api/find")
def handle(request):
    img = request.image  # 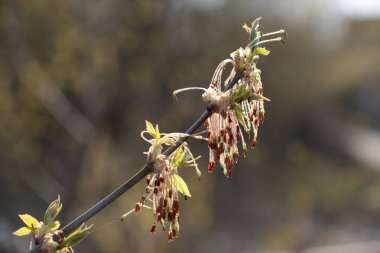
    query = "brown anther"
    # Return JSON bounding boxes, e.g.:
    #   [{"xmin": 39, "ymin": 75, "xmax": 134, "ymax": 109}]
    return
[
  {"xmin": 208, "ymin": 160, "xmax": 215, "ymax": 172},
  {"xmin": 248, "ymin": 113, "xmax": 254, "ymax": 121},
  {"xmin": 150, "ymin": 225, "xmax": 156, "ymax": 233},
  {"xmin": 164, "ymin": 198, "xmax": 168, "ymax": 208},
  {"xmin": 227, "ymin": 169, "xmax": 233, "ymax": 178},
  {"xmin": 169, "ymin": 189, "xmax": 173, "ymax": 198},
  {"xmin": 217, "ymin": 143, "xmax": 225, "ymax": 154},
  {"xmin": 168, "ymin": 231, "xmax": 174, "ymax": 242},
  {"xmin": 228, "ymin": 137, "xmax": 233, "ymax": 145},
  {"xmin": 168, "ymin": 211, "xmax": 173, "ymax": 222},
  {"xmin": 259, "ymin": 111, "xmax": 265, "ymax": 123},
  {"xmin": 208, "ymin": 141, "xmax": 218, "ymax": 150},
  {"xmin": 236, "ymin": 130, "xmax": 242, "ymax": 142},
  {"xmin": 173, "ymin": 200, "xmax": 180, "ymax": 213},
  {"xmin": 154, "ymin": 187, "xmax": 158, "ymax": 195},
  {"xmin": 146, "ymin": 175, "xmax": 151, "ymax": 185},
  {"xmin": 232, "ymin": 152, "xmax": 239, "ymax": 162},
  {"xmin": 251, "ymin": 139, "xmax": 257, "ymax": 148},
  {"xmin": 135, "ymin": 203, "xmax": 141, "ymax": 212}
]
